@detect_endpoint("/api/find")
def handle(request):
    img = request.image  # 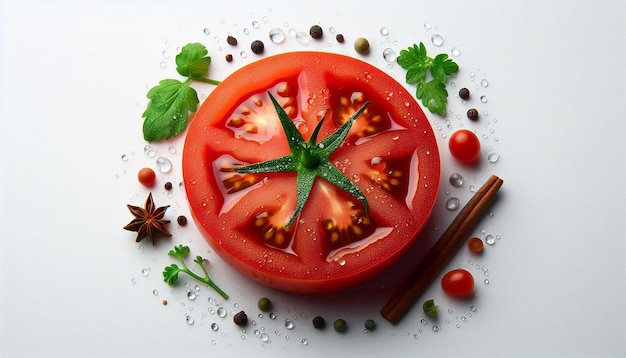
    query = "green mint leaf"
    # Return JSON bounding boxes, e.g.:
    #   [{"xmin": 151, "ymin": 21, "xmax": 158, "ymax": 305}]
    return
[
  {"xmin": 175, "ymin": 43, "xmax": 211, "ymax": 79},
  {"xmin": 417, "ymin": 79, "xmax": 448, "ymax": 116},
  {"xmin": 142, "ymin": 79, "xmax": 198, "ymax": 141},
  {"xmin": 430, "ymin": 53, "xmax": 459, "ymax": 82},
  {"xmin": 163, "ymin": 264, "xmax": 181, "ymax": 285}
]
